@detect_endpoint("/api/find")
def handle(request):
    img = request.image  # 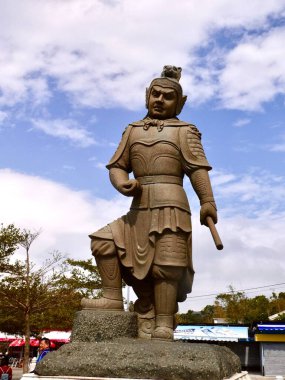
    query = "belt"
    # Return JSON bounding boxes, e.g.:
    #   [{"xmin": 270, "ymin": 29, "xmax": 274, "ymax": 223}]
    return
[{"xmin": 136, "ymin": 175, "xmax": 183, "ymax": 186}]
